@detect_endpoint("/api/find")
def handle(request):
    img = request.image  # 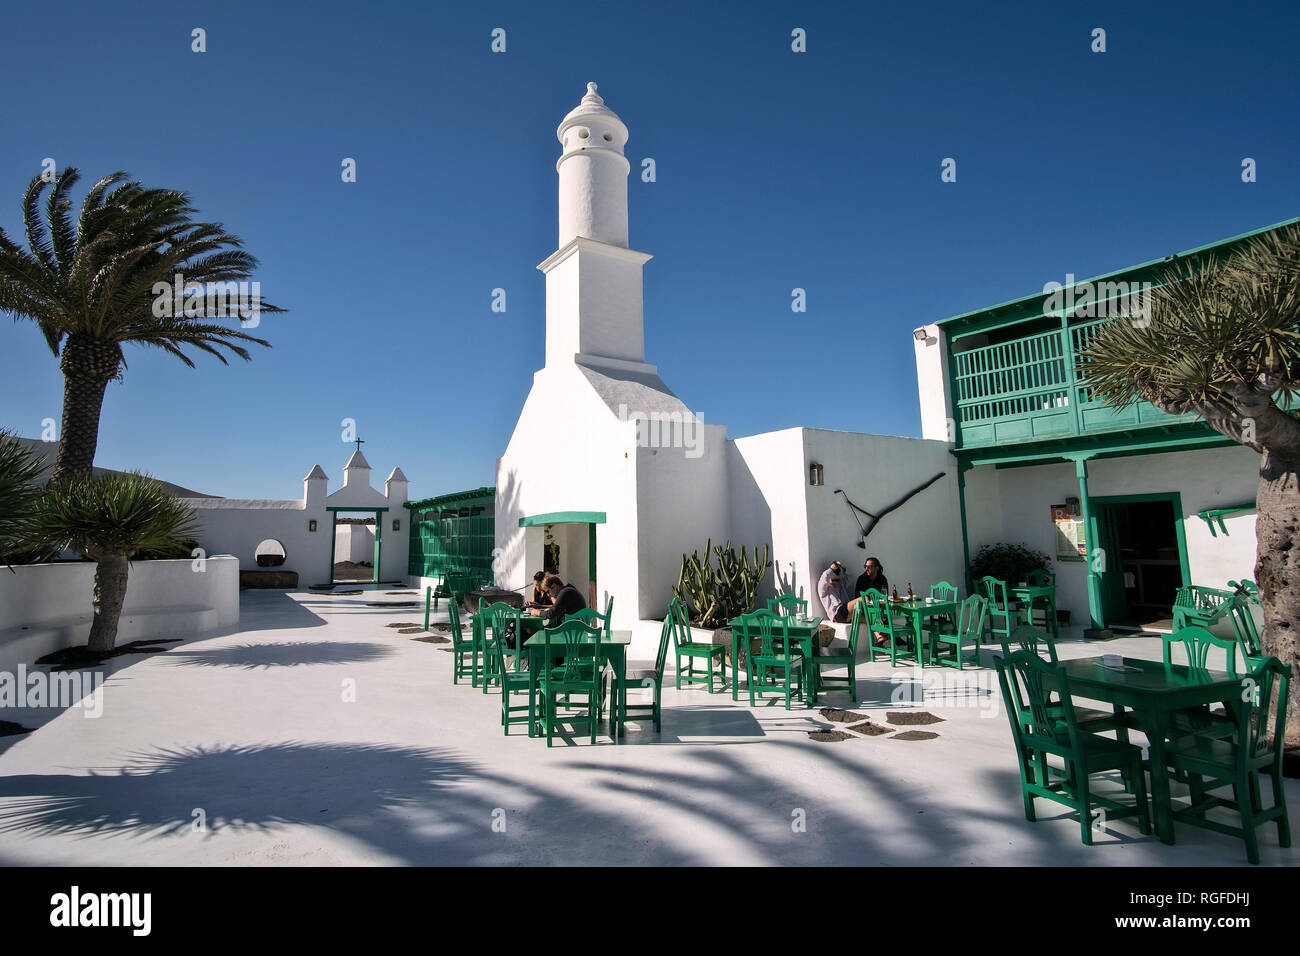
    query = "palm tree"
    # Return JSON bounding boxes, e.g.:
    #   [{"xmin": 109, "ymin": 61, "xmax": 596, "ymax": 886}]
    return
[
  {"xmin": 1083, "ymin": 222, "xmax": 1300, "ymax": 745},
  {"xmin": 0, "ymin": 431, "xmax": 45, "ymax": 564},
  {"xmin": 27, "ymin": 472, "xmax": 198, "ymax": 653},
  {"xmin": 0, "ymin": 168, "xmax": 283, "ymax": 481}
]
